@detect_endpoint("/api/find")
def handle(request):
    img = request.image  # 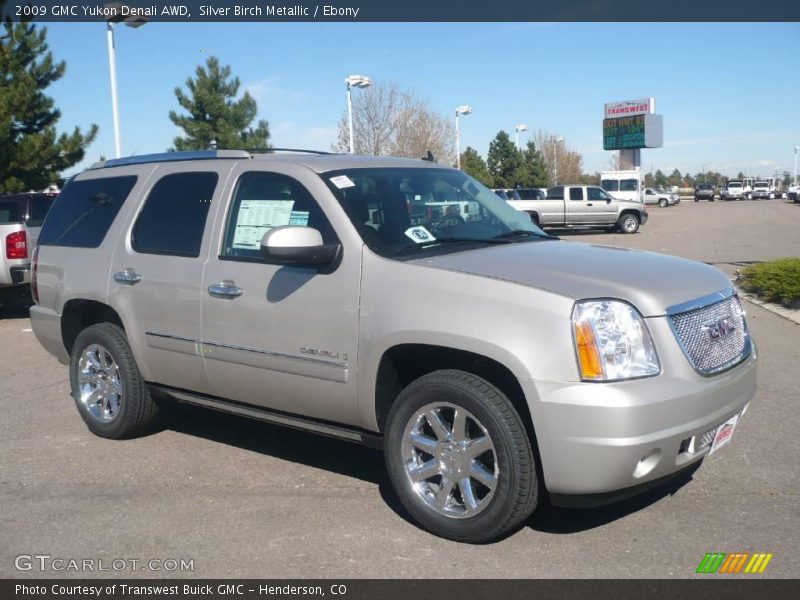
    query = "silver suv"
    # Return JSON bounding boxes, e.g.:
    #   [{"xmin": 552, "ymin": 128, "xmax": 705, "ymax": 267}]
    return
[{"xmin": 31, "ymin": 150, "xmax": 757, "ymax": 543}]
